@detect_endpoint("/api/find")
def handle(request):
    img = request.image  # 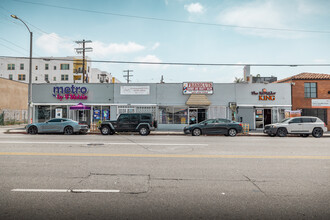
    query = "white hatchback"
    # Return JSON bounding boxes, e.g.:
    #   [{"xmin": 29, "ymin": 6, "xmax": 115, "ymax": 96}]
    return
[{"xmin": 264, "ymin": 116, "xmax": 328, "ymax": 138}]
